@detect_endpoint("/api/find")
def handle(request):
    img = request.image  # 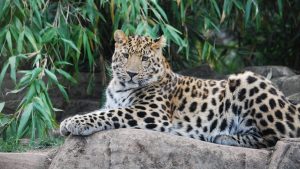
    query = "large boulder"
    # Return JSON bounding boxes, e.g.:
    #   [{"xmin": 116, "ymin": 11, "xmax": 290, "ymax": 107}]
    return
[
  {"xmin": 288, "ymin": 93, "xmax": 300, "ymax": 104},
  {"xmin": 0, "ymin": 149, "xmax": 57, "ymax": 169},
  {"xmin": 271, "ymin": 75, "xmax": 300, "ymax": 96},
  {"xmin": 269, "ymin": 138, "xmax": 300, "ymax": 169},
  {"xmin": 50, "ymin": 129, "xmax": 299, "ymax": 169},
  {"xmin": 243, "ymin": 66, "xmax": 296, "ymax": 79}
]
